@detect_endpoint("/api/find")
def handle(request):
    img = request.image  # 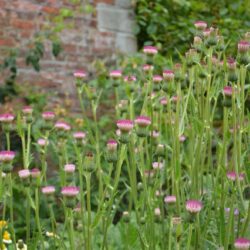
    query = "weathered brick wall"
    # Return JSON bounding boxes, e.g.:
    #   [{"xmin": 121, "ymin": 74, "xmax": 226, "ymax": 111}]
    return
[{"xmin": 0, "ymin": 0, "xmax": 136, "ymax": 109}]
